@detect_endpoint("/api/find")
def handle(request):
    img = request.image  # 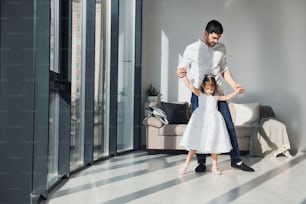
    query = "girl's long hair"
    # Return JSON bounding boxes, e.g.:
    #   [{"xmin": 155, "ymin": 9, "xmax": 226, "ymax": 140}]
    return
[{"xmin": 200, "ymin": 75, "xmax": 217, "ymax": 95}]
